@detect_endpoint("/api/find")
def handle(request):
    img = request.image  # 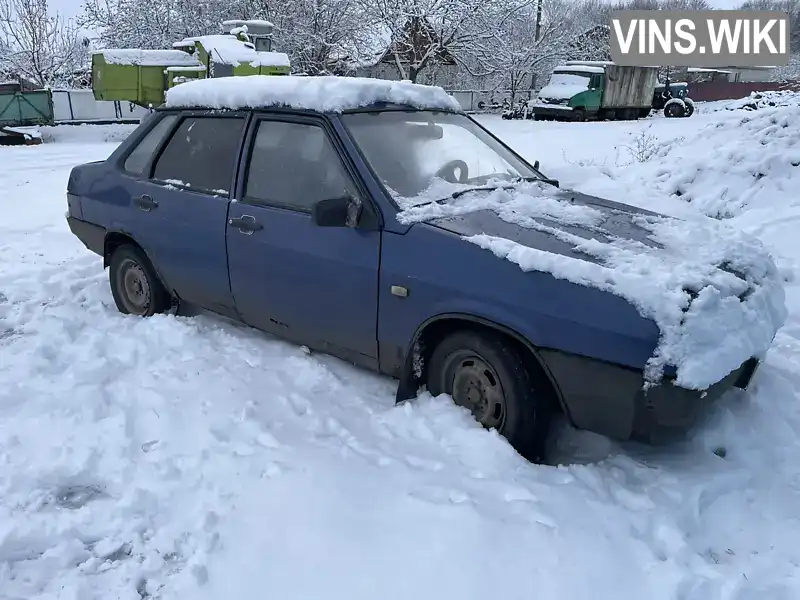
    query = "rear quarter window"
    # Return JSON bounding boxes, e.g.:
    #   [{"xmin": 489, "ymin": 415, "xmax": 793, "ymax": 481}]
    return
[
  {"xmin": 151, "ymin": 116, "xmax": 247, "ymax": 195},
  {"xmin": 123, "ymin": 114, "xmax": 178, "ymax": 176}
]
